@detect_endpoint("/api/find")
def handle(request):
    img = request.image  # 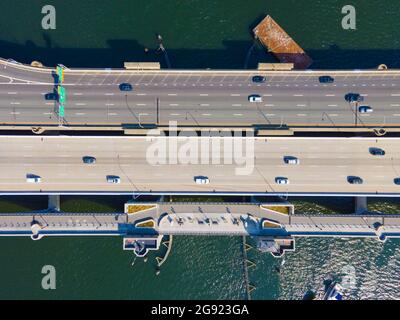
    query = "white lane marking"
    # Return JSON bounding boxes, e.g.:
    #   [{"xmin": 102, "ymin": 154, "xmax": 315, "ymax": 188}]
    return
[
  {"xmin": 105, "ymin": 93, "xmax": 114, "ymax": 96},
  {"xmin": 105, "ymin": 103, "xmax": 115, "ymax": 106},
  {"xmin": 391, "ymin": 93, "xmax": 400, "ymax": 96},
  {"xmin": 10, "ymin": 112, "xmax": 20, "ymax": 115},
  {"xmin": 170, "ymin": 113, "xmax": 180, "ymax": 116},
  {"xmin": 10, "ymin": 102, "xmax": 20, "ymax": 105},
  {"xmin": 390, "ymin": 104, "xmax": 400, "ymax": 107},
  {"xmin": 75, "ymin": 103, "xmax": 86, "ymax": 106},
  {"xmin": 293, "ymin": 94, "xmax": 303, "ymax": 97},
  {"xmin": 233, "ymin": 113, "xmax": 243, "ymax": 116},
  {"xmin": 264, "ymin": 104, "xmax": 275, "ymax": 107},
  {"xmin": 231, "ymin": 94, "xmax": 241, "ymax": 96},
  {"xmin": 361, "ymin": 94, "xmax": 368, "ymax": 97},
  {"xmin": 263, "ymin": 94, "xmax": 273, "ymax": 97},
  {"xmin": 265, "ymin": 114, "xmax": 275, "ymax": 116},
  {"xmin": 202, "ymin": 113, "xmax": 212, "ymax": 116},
  {"xmin": 328, "ymin": 104, "xmax": 338, "ymax": 107},
  {"xmin": 232, "ymin": 104, "xmax": 242, "ymax": 107},
  {"xmin": 168, "ymin": 93, "xmax": 177, "ymax": 96},
  {"xmin": 139, "ymin": 113, "xmax": 149, "ymax": 116},
  {"xmin": 169, "ymin": 104, "xmax": 179, "ymax": 106},
  {"xmin": 325, "ymin": 94, "xmax": 335, "ymax": 97},
  {"xmin": 297, "ymin": 114, "xmax": 307, "ymax": 116},
  {"xmin": 200, "ymin": 104, "xmax": 210, "ymax": 106},
  {"xmin": 45, "ymin": 102, "xmax": 53, "ymax": 105},
  {"xmin": 7, "ymin": 92, "xmax": 17, "ymax": 95},
  {"xmin": 136, "ymin": 103, "xmax": 147, "ymax": 106},
  {"xmin": 328, "ymin": 114, "xmax": 338, "ymax": 117},
  {"xmin": 296, "ymin": 104, "xmax": 306, "ymax": 107},
  {"xmin": 75, "ymin": 113, "xmax": 86, "ymax": 116},
  {"xmin": 199, "ymin": 94, "xmax": 209, "ymax": 96},
  {"xmin": 73, "ymin": 93, "xmax": 83, "ymax": 96},
  {"xmin": 43, "ymin": 112, "xmax": 52, "ymax": 115},
  {"xmin": 137, "ymin": 93, "xmax": 147, "ymax": 96},
  {"xmin": 108, "ymin": 113, "xmax": 118, "ymax": 116},
  {"xmin": 393, "ymin": 114, "xmax": 400, "ymax": 116}
]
